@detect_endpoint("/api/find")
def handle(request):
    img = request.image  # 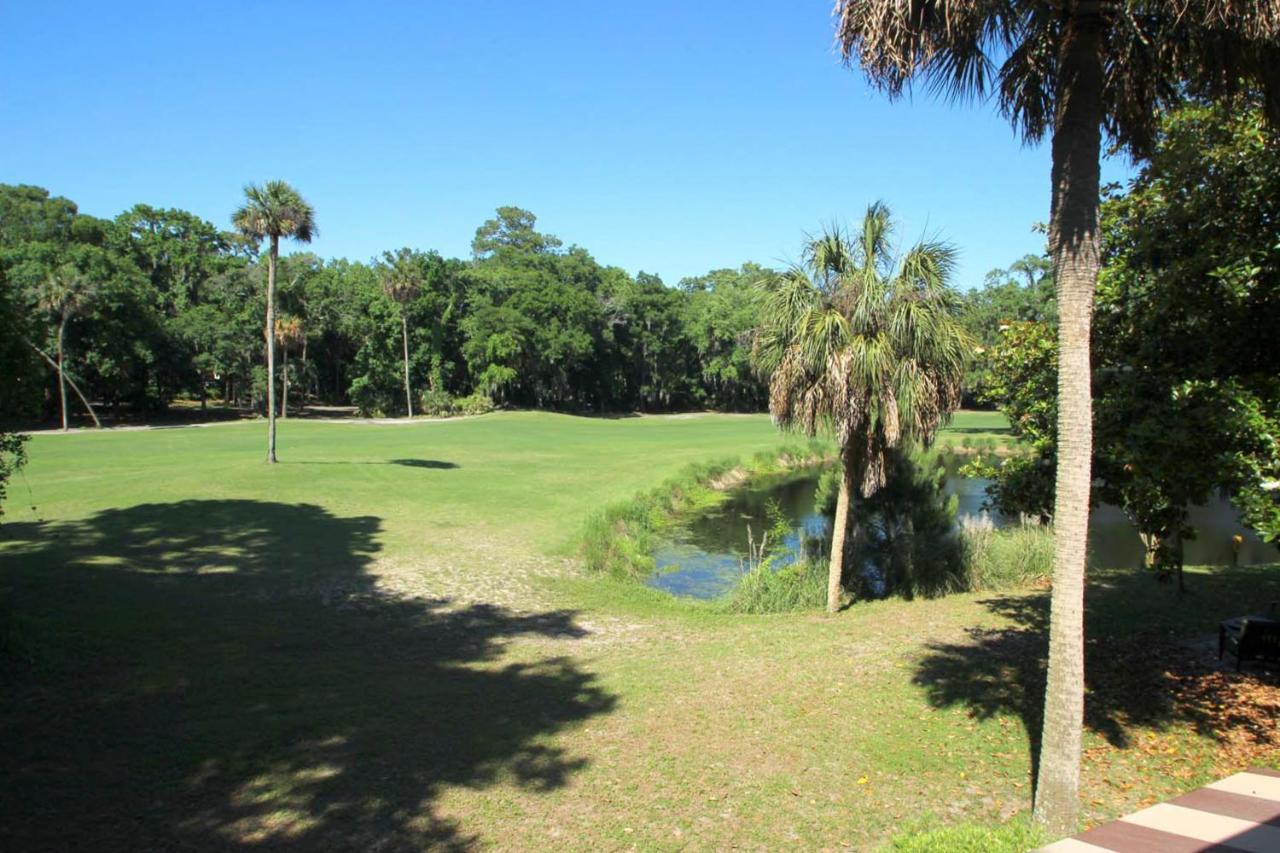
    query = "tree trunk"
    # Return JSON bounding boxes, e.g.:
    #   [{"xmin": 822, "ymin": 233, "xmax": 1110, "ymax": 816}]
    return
[
  {"xmin": 265, "ymin": 236, "xmax": 279, "ymax": 463},
  {"xmin": 301, "ymin": 338, "xmax": 308, "ymax": 408},
  {"xmin": 1173, "ymin": 531, "xmax": 1186, "ymax": 594},
  {"xmin": 28, "ymin": 333, "xmax": 99, "ymax": 428},
  {"xmin": 826, "ymin": 447, "xmax": 854, "ymax": 612},
  {"xmin": 402, "ymin": 313, "xmax": 414, "ymax": 418},
  {"xmin": 1139, "ymin": 530, "xmax": 1161, "ymax": 571},
  {"xmin": 1033, "ymin": 7, "xmax": 1104, "ymax": 839},
  {"xmin": 281, "ymin": 343, "xmax": 289, "ymax": 419},
  {"xmin": 56, "ymin": 316, "xmax": 69, "ymax": 431}
]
